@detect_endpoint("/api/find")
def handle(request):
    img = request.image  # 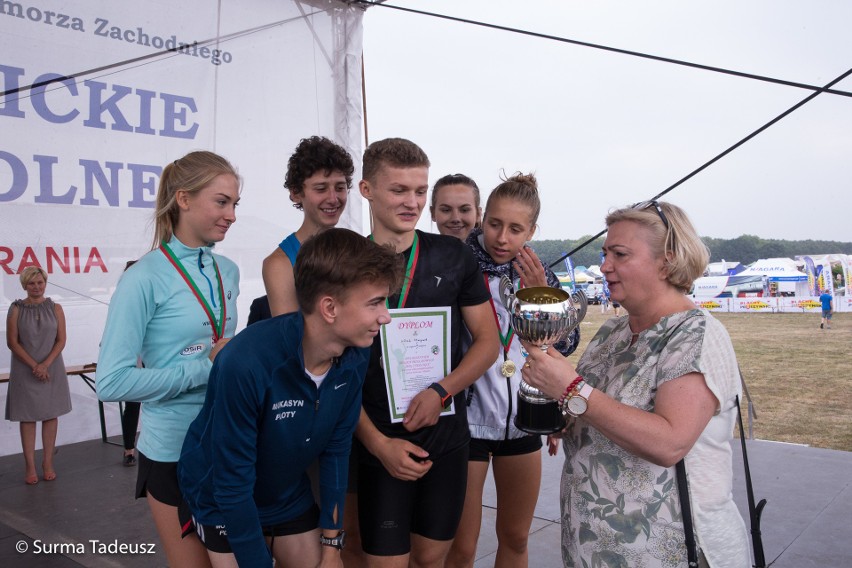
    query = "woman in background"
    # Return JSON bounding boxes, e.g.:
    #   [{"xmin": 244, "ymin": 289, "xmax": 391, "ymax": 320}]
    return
[
  {"xmin": 447, "ymin": 173, "xmax": 579, "ymax": 568},
  {"xmin": 430, "ymin": 173, "xmax": 482, "ymax": 242},
  {"xmin": 97, "ymin": 151, "xmax": 241, "ymax": 568},
  {"xmin": 119, "ymin": 260, "xmax": 141, "ymax": 468},
  {"xmin": 521, "ymin": 201, "xmax": 749, "ymax": 567},
  {"xmin": 5, "ymin": 266, "xmax": 71, "ymax": 485}
]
